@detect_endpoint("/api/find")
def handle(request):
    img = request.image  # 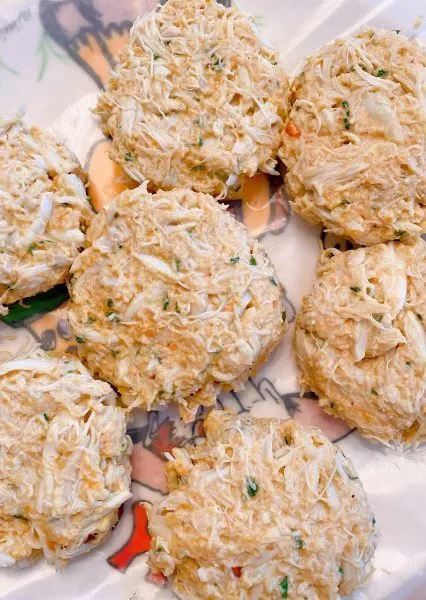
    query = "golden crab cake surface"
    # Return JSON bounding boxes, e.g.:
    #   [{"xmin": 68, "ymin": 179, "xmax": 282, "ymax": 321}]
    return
[
  {"xmin": 0, "ymin": 347, "xmax": 132, "ymax": 568},
  {"xmin": 95, "ymin": 0, "xmax": 288, "ymax": 199},
  {"xmin": 0, "ymin": 117, "xmax": 93, "ymax": 314},
  {"xmin": 294, "ymin": 239, "xmax": 426, "ymax": 446},
  {"xmin": 67, "ymin": 184, "xmax": 286, "ymax": 422},
  {"xmin": 148, "ymin": 409, "xmax": 377, "ymax": 600},
  {"xmin": 279, "ymin": 28, "xmax": 426, "ymax": 246}
]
